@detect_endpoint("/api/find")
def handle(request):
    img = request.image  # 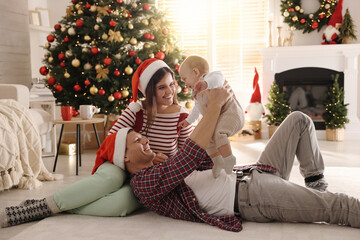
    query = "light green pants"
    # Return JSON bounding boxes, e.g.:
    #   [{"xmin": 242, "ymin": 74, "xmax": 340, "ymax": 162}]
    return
[{"xmin": 53, "ymin": 162, "xmax": 141, "ymax": 217}]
